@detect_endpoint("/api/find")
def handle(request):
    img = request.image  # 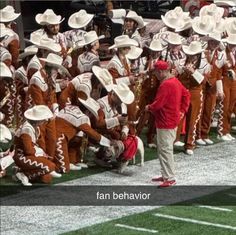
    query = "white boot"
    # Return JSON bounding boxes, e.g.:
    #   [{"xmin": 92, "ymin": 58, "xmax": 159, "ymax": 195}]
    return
[
  {"xmin": 218, "ymin": 135, "xmax": 232, "ymax": 141},
  {"xmin": 174, "ymin": 141, "xmax": 185, "ymax": 147},
  {"xmin": 186, "ymin": 149, "xmax": 194, "ymax": 155},
  {"xmin": 69, "ymin": 163, "xmax": 82, "ymax": 171},
  {"xmin": 226, "ymin": 134, "xmax": 235, "ymax": 140},
  {"xmin": 50, "ymin": 171, "xmax": 62, "ymax": 178},
  {"xmin": 196, "ymin": 139, "xmax": 206, "ymax": 146},
  {"xmin": 15, "ymin": 172, "xmax": 32, "ymax": 186},
  {"xmin": 203, "ymin": 139, "xmax": 214, "ymax": 145}
]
